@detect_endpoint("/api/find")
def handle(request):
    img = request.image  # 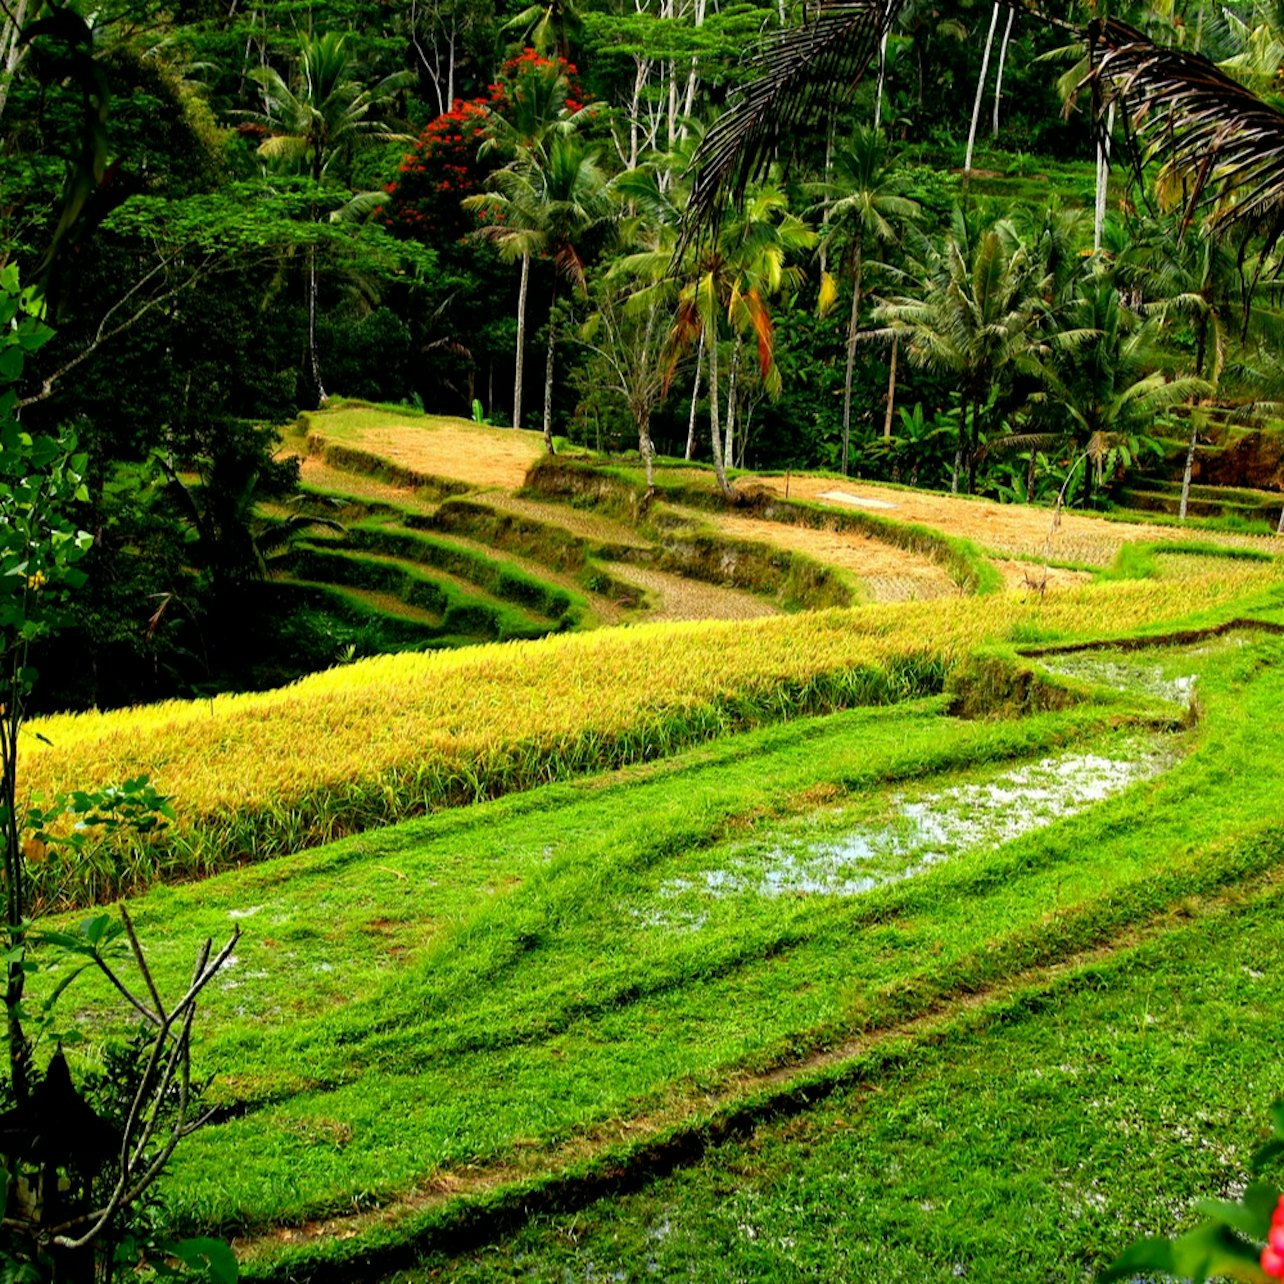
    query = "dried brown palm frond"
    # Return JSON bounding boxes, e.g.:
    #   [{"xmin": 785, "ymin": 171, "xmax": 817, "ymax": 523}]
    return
[{"xmin": 1088, "ymin": 16, "xmax": 1284, "ymax": 235}]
